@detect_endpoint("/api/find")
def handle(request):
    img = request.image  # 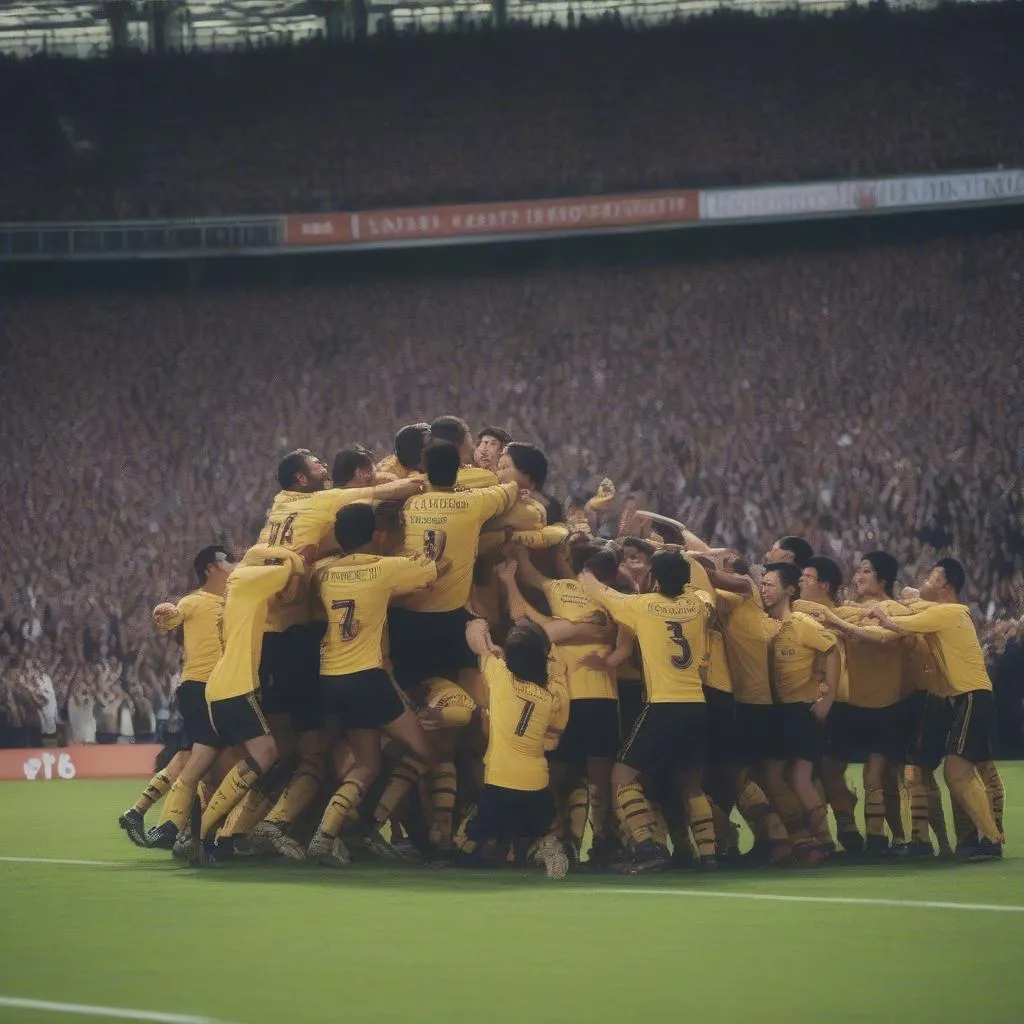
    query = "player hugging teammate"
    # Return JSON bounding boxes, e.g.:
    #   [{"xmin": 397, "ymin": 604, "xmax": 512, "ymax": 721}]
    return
[{"xmin": 123, "ymin": 416, "xmax": 1007, "ymax": 876}]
